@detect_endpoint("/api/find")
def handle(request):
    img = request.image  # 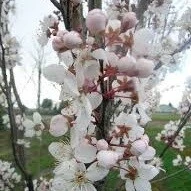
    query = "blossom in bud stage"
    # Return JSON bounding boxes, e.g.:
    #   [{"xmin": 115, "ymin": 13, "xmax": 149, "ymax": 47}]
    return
[
  {"xmin": 141, "ymin": 134, "xmax": 149, "ymax": 143},
  {"xmin": 130, "ymin": 139, "xmax": 148, "ymax": 156},
  {"xmin": 56, "ymin": 30, "xmax": 68, "ymax": 38},
  {"xmin": 106, "ymin": 19, "xmax": 121, "ymax": 33},
  {"xmin": 136, "ymin": 58, "xmax": 154, "ymax": 78},
  {"xmin": 52, "ymin": 36, "xmax": 66, "ymax": 52},
  {"xmin": 49, "ymin": 115, "xmax": 69, "ymax": 137},
  {"xmin": 132, "ymin": 28, "xmax": 154, "ymax": 56},
  {"xmin": 74, "ymin": 142, "xmax": 97, "ymax": 163},
  {"xmin": 121, "ymin": 12, "xmax": 138, "ymax": 32},
  {"xmin": 117, "ymin": 55, "xmax": 136, "ymax": 76},
  {"xmin": 97, "ymin": 150, "xmax": 119, "ymax": 168},
  {"xmin": 86, "ymin": 9, "xmax": 107, "ymax": 34},
  {"xmin": 63, "ymin": 31, "xmax": 82, "ymax": 49},
  {"xmin": 96, "ymin": 139, "xmax": 109, "ymax": 150}
]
